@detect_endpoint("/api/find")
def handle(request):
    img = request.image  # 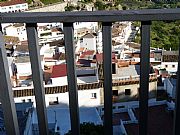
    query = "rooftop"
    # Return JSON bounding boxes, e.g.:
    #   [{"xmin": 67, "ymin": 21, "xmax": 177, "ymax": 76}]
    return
[
  {"xmin": 125, "ymin": 105, "xmax": 174, "ymax": 135},
  {"xmin": 0, "ymin": 0, "xmax": 27, "ymax": 7},
  {"xmin": 33, "ymin": 107, "xmax": 102, "ymax": 135},
  {"xmin": 81, "ymin": 33, "xmax": 95, "ymax": 39}
]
